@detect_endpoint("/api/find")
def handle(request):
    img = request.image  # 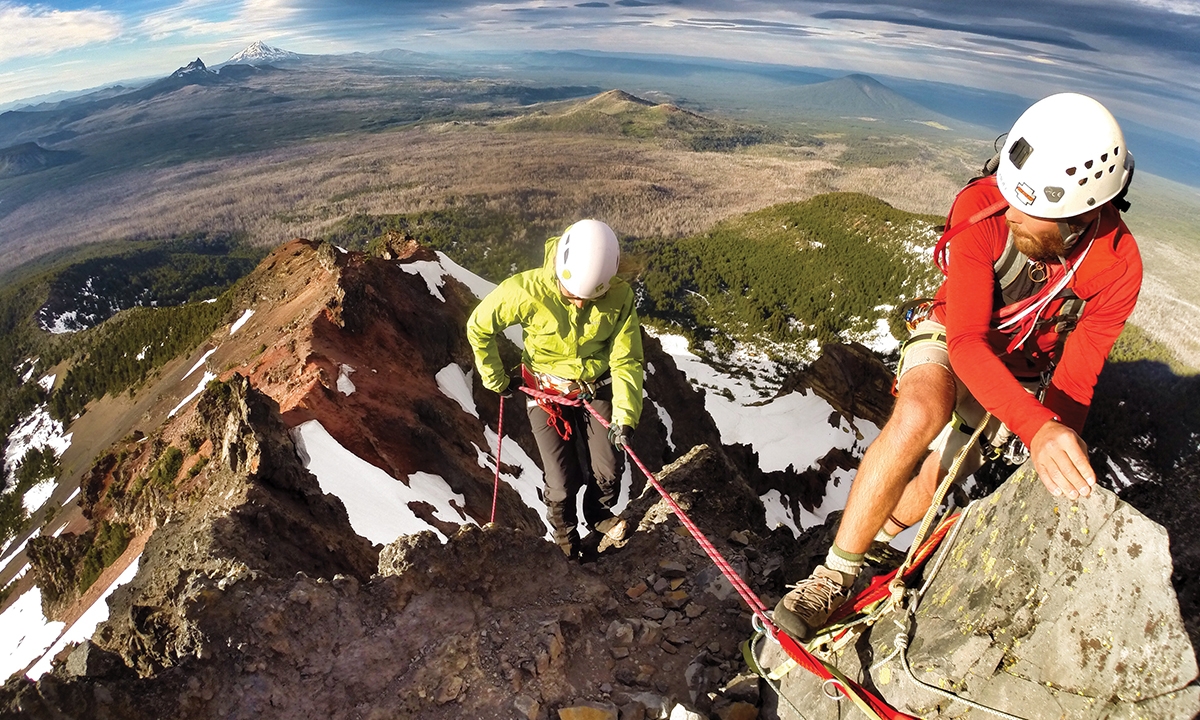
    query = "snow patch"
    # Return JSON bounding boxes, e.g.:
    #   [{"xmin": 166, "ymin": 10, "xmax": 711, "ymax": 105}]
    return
[
  {"xmin": 479, "ymin": 429, "xmax": 552, "ymax": 538},
  {"xmin": 229, "ymin": 309, "xmax": 255, "ymax": 335},
  {"xmin": 36, "ymin": 374, "xmax": 55, "ymax": 393},
  {"xmin": 169, "ymin": 371, "xmax": 215, "ymax": 417},
  {"xmin": 291, "ymin": 420, "xmax": 468, "ymax": 544},
  {"xmin": 434, "ymin": 252, "xmax": 522, "ymax": 348},
  {"xmin": 3, "ymin": 406, "xmax": 72, "ymax": 487},
  {"xmin": 650, "ymin": 399, "xmax": 676, "ymax": 452},
  {"xmin": 0, "ymin": 588, "xmax": 64, "ymax": 681},
  {"xmin": 858, "ymin": 318, "xmax": 899, "ymax": 355},
  {"xmin": 436, "ymin": 364, "xmax": 477, "ymax": 418},
  {"xmin": 337, "ymin": 364, "xmax": 356, "ymax": 396},
  {"xmin": 26, "ymin": 554, "xmax": 141, "ymax": 679},
  {"xmin": 651, "ymin": 330, "xmax": 881, "ymax": 532},
  {"xmin": 21, "ymin": 480, "xmax": 55, "ymax": 514},
  {"xmin": 761, "ymin": 489, "xmax": 801, "ymax": 538},
  {"xmin": 44, "ymin": 310, "xmax": 84, "ymax": 335},
  {"xmin": 400, "ymin": 261, "xmax": 447, "ymax": 302},
  {"xmin": 436, "ymin": 251, "xmax": 495, "ymax": 300},
  {"xmin": 182, "ymin": 347, "xmax": 217, "ymax": 380}
]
